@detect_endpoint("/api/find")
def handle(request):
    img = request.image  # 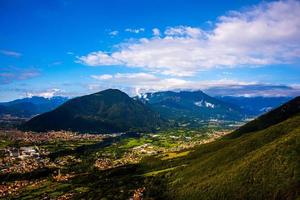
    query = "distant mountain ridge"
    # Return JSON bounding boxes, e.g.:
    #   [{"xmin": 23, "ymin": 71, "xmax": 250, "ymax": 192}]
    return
[
  {"xmin": 0, "ymin": 96, "xmax": 68, "ymax": 118},
  {"xmin": 136, "ymin": 90, "xmax": 244, "ymax": 122},
  {"xmin": 217, "ymin": 96, "xmax": 292, "ymax": 116},
  {"xmin": 1, "ymin": 91, "xmax": 294, "ymax": 124},
  {"xmin": 22, "ymin": 89, "xmax": 166, "ymax": 133}
]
